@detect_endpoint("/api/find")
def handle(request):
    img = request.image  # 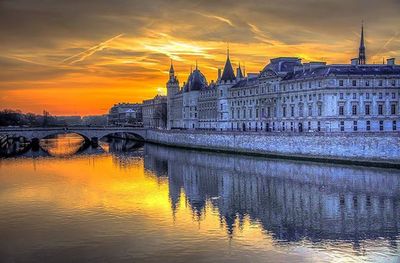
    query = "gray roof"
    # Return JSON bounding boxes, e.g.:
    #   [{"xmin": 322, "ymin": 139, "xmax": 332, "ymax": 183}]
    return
[
  {"xmin": 183, "ymin": 69, "xmax": 208, "ymax": 92},
  {"xmin": 262, "ymin": 57, "xmax": 302, "ymax": 73},
  {"xmin": 221, "ymin": 56, "xmax": 236, "ymax": 81},
  {"xmin": 231, "ymin": 76, "xmax": 259, "ymax": 89},
  {"xmin": 237, "ymin": 65, "xmax": 244, "ymax": 79},
  {"xmin": 283, "ymin": 65, "xmax": 400, "ymax": 81}
]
